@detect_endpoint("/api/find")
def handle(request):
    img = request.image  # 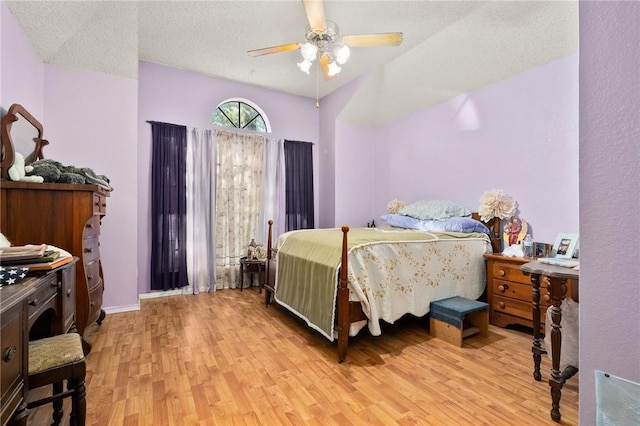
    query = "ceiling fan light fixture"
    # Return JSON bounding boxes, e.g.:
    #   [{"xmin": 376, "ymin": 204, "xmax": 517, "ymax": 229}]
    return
[
  {"xmin": 300, "ymin": 42, "xmax": 318, "ymax": 61},
  {"xmin": 327, "ymin": 60, "xmax": 341, "ymax": 76},
  {"xmin": 334, "ymin": 44, "xmax": 350, "ymax": 65},
  {"xmin": 297, "ymin": 58, "xmax": 313, "ymax": 74}
]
